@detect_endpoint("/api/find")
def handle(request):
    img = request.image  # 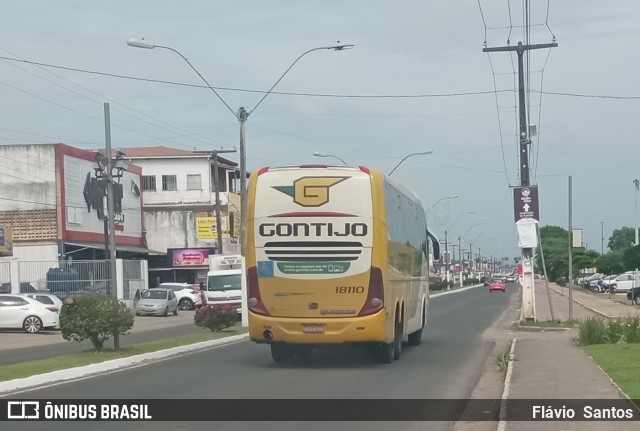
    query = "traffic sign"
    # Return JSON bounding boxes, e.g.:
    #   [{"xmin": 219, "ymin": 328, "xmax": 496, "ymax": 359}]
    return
[{"xmin": 513, "ymin": 186, "xmax": 539, "ymax": 222}]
